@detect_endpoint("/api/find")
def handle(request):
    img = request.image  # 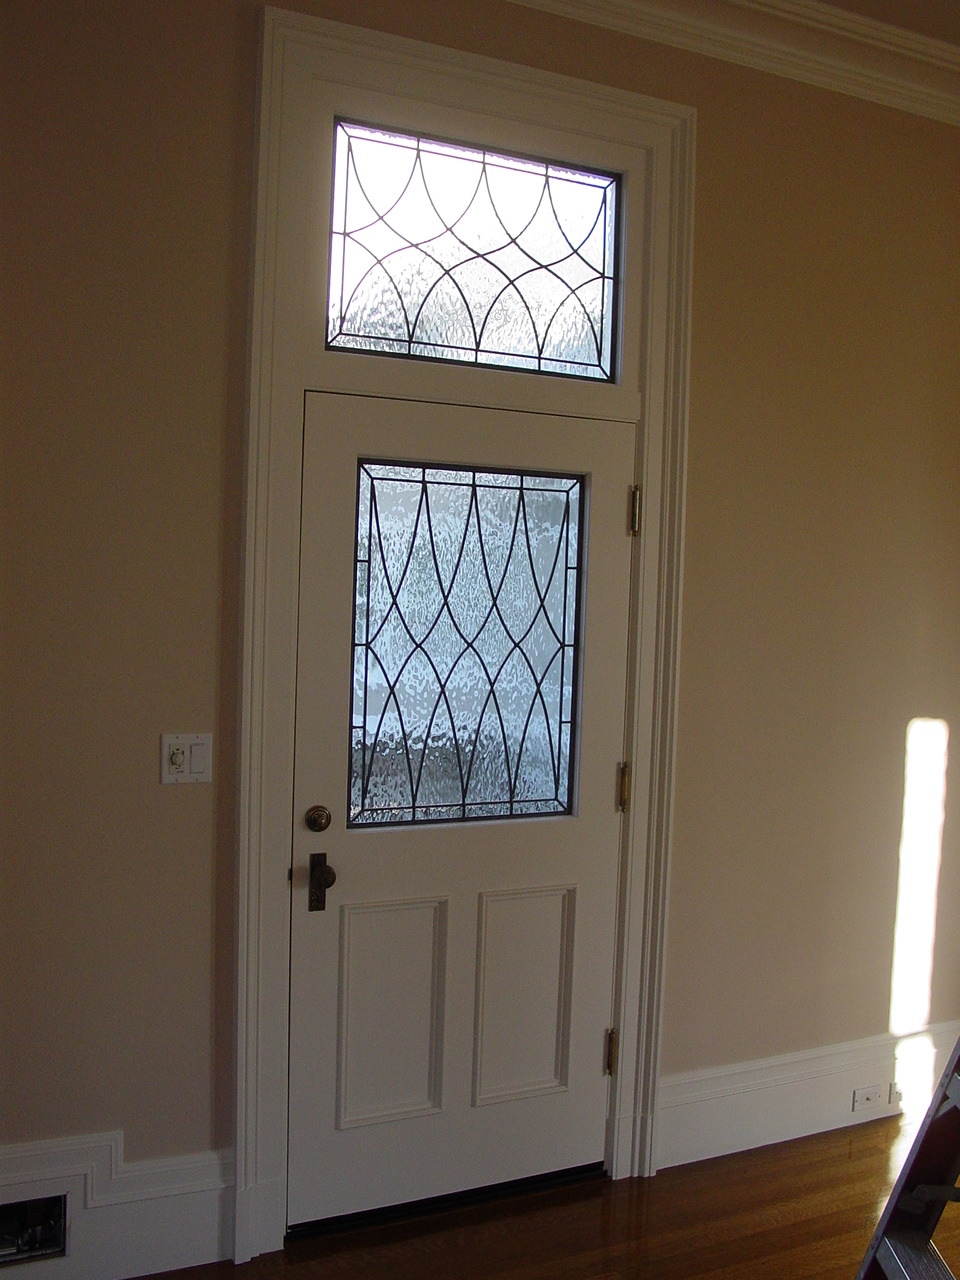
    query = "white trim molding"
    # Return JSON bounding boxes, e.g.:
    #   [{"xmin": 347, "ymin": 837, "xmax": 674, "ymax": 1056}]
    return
[
  {"xmin": 237, "ymin": 8, "xmax": 694, "ymax": 1261},
  {"xmin": 0, "ymin": 1132, "xmax": 233, "ymax": 1279},
  {"xmin": 655, "ymin": 1021, "xmax": 960, "ymax": 1169},
  {"xmin": 511, "ymin": 0, "xmax": 960, "ymax": 125}
]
